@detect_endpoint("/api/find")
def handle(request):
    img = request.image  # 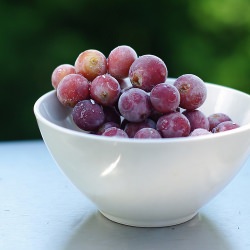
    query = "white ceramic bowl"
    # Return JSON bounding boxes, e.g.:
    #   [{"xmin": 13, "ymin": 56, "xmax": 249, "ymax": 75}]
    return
[{"xmin": 34, "ymin": 79, "xmax": 250, "ymax": 227}]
